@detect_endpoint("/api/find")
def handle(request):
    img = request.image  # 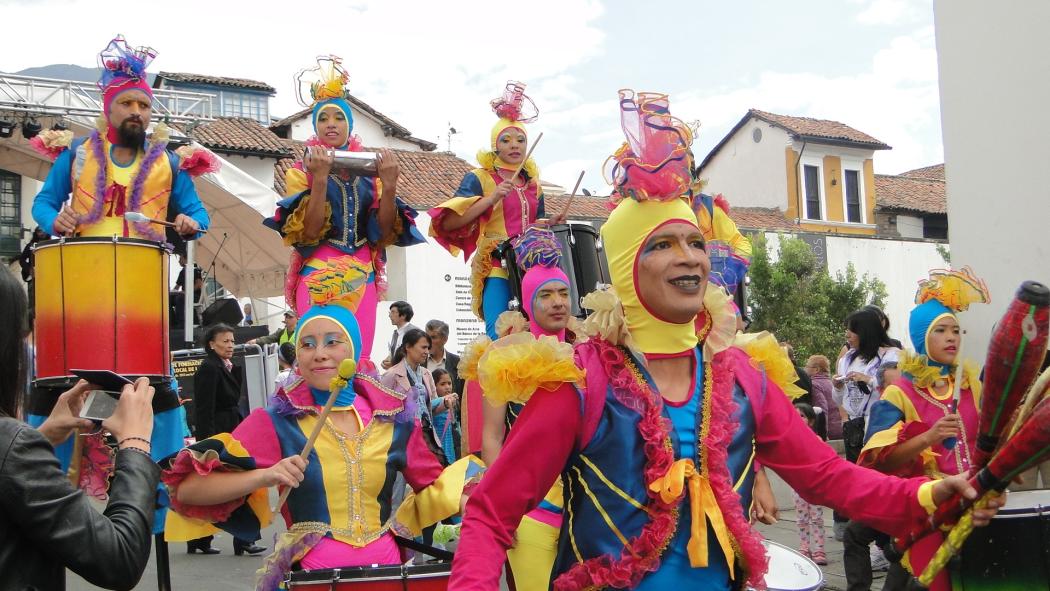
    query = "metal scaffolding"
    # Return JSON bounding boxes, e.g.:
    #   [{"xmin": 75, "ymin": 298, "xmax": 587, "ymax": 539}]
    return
[{"xmin": 0, "ymin": 72, "xmax": 216, "ymax": 124}]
